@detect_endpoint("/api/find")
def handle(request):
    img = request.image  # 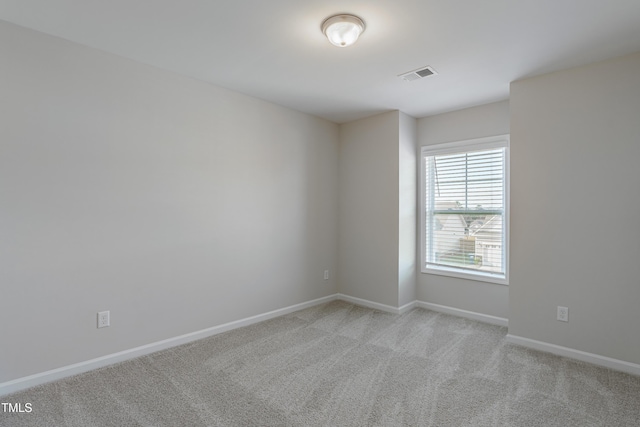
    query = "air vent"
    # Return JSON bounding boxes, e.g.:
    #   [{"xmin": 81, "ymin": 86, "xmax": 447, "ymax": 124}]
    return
[{"xmin": 398, "ymin": 66, "xmax": 438, "ymax": 82}]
